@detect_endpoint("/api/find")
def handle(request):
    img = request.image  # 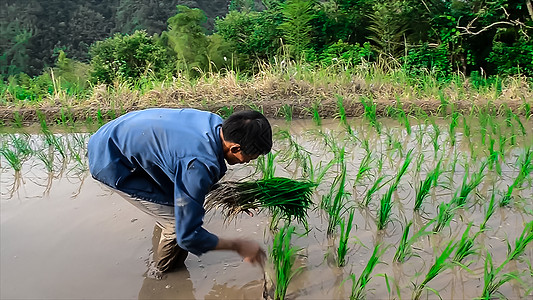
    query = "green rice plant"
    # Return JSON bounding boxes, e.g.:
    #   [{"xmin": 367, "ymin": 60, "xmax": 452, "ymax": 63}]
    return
[
  {"xmin": 414, "ymin": 161, "xmax": 442, "ymax": 211},
  {"xmin": 337, "ymin": 208, "xmax": 355, "ymax": 267},
  {"xmin": 0, "ymin": 147, "xmax": 22, "ymax": 171},
  {"xmin": 432, "ymin": 201, "xmax": 457, "ymax": 233},
  {"xmin": 346, "ymin": 243, "xmax": 384, "ymax": 300},
  {"xmin": 255, "ymin": 152, "xmax": 278, "ymax": 180},
  {"xmin": 453, "ymin": 161, "xmax": 487, "ymax": 207},
  {"xmin": 377, "ymin": 150, "xmax": 413, "ymax": 230},
  {"xmin": 506, "ymin": 220, "xmax": 533, "ymax": 261},
  {"xmin": 205, "ymin": 177, "xmax": 315, "ymax": 226},
  {"xmin": 377, "ymin": 186, "xmax": 395, "ymax": 231},
  {"xmin": 487, "ymin": 137, "xmax": 500, "ymax": 173},
  {"xmin": 354, "ymin": 152, "xmax": 372, "ymax": 184},
  {"xmin": 415, "ymin": 153, "xmax": 424, "ymax": 173},
  {"xmin": 512, "ymin": 147, "xmax": 533, "ymax": 189},
  {"xmin": 430, "ymin": 119, "xmax": 440, "ymax": 159},
  {"xmin": 311, "ymin": 102, "xmax": 321, "ymax": 126},
  {"xmin": 412, "ymin": 239, "xmax": 457, "ymax": 300},
  {"xmin": 394, "ymin": 220, "xmax": 434, "ymax": 263},
  {"xmin": 449, "ymin": 111, "xmax": 459, "ymax": 146},
  {"xmin": 363, "ymin": 175, "xmax": 388, "ymax": 207},
  {"xmin": 336, "ymin": 95, "xmax": 352, "ymax": 134},
  {"xmin": 462, "ymin": 115, "xmax": 470, "ymax": 138},
  {"xmin": 44, "ymin": 132, "xmax": 66, "ymax": 159},
  {"xmin": 513, "ymin": 114, "xmax": 526, "ymax": 135},
  {"xmin": 481, "ymin": 251, "xmax": 521, "ymax": 299},
  {"xmin": 500, "ymin": 184, "xmax": 515, "ymax": 207},
  {"xmin": 270, "ymin": 225, "xmax": 303, "ymax": 300},
  {"xmin": 452, "ymin": 222, "xmax": 479, "ymax": 265},
  {"xmin": 35, "ymin": 150, "xmax": 54, "ymax": 172},
  {"xmin": 10, "ymin": 134, "xmax": 32, "ymax": 158},
  {"xmin": 322, "ymin": 160, "xmax": 349, "ymax": 236},
  {"xmin": 480, "ymin": 190, "xmax": 496, "ymax": 231},
  {"xmin": 309, "ymin": 157, "xmax": 336, "ymax": 186},
  {"xmin": 361, "ymin": 96, "xmax": 381, "ymax": 134}
]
